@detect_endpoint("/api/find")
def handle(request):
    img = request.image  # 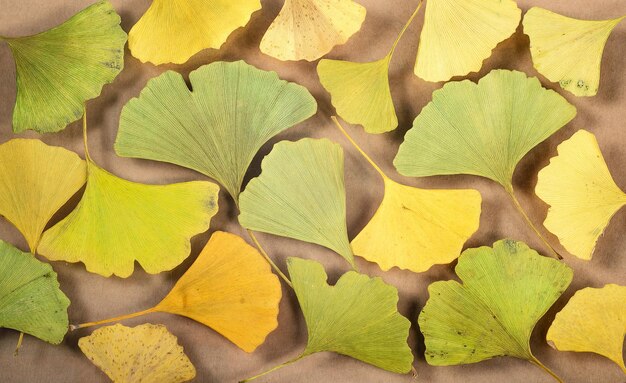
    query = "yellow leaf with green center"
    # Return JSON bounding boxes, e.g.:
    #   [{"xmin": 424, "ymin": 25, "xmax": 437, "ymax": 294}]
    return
[
  {"xmin": 524, "ymin": 7, "xmax": 625, "ymax": 97},
  {"xmin": 116, "ymin": 61, "xmax": 317, "ymax": 201},
  {"xmin": 79, "ymin": 324, "xmax": 196, "ymax": 383},
  {"xmin": 260, "ymin": 0, "xmax": 366, "ymax": 61},
  {"xmin": 536, "ymin": 130, "xmax": 626, "ymax": 260},
  {"xmin": 129, "ymin": 0, "xmax": 261, "ymax": 65},
  {"xmin": 0, "ymin": 139, "xmax": 85, "ymax": 253},
  {"xmin": 2, "ymin": 1, "xmax": 126, "ymax": 133},
  {"xmin": 419, "ymin": 239, "xmax": 572, "ymax": 381},
  {"xmin": 547, "ymin": 284, "xmax": 626, "ymax": 374}
]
